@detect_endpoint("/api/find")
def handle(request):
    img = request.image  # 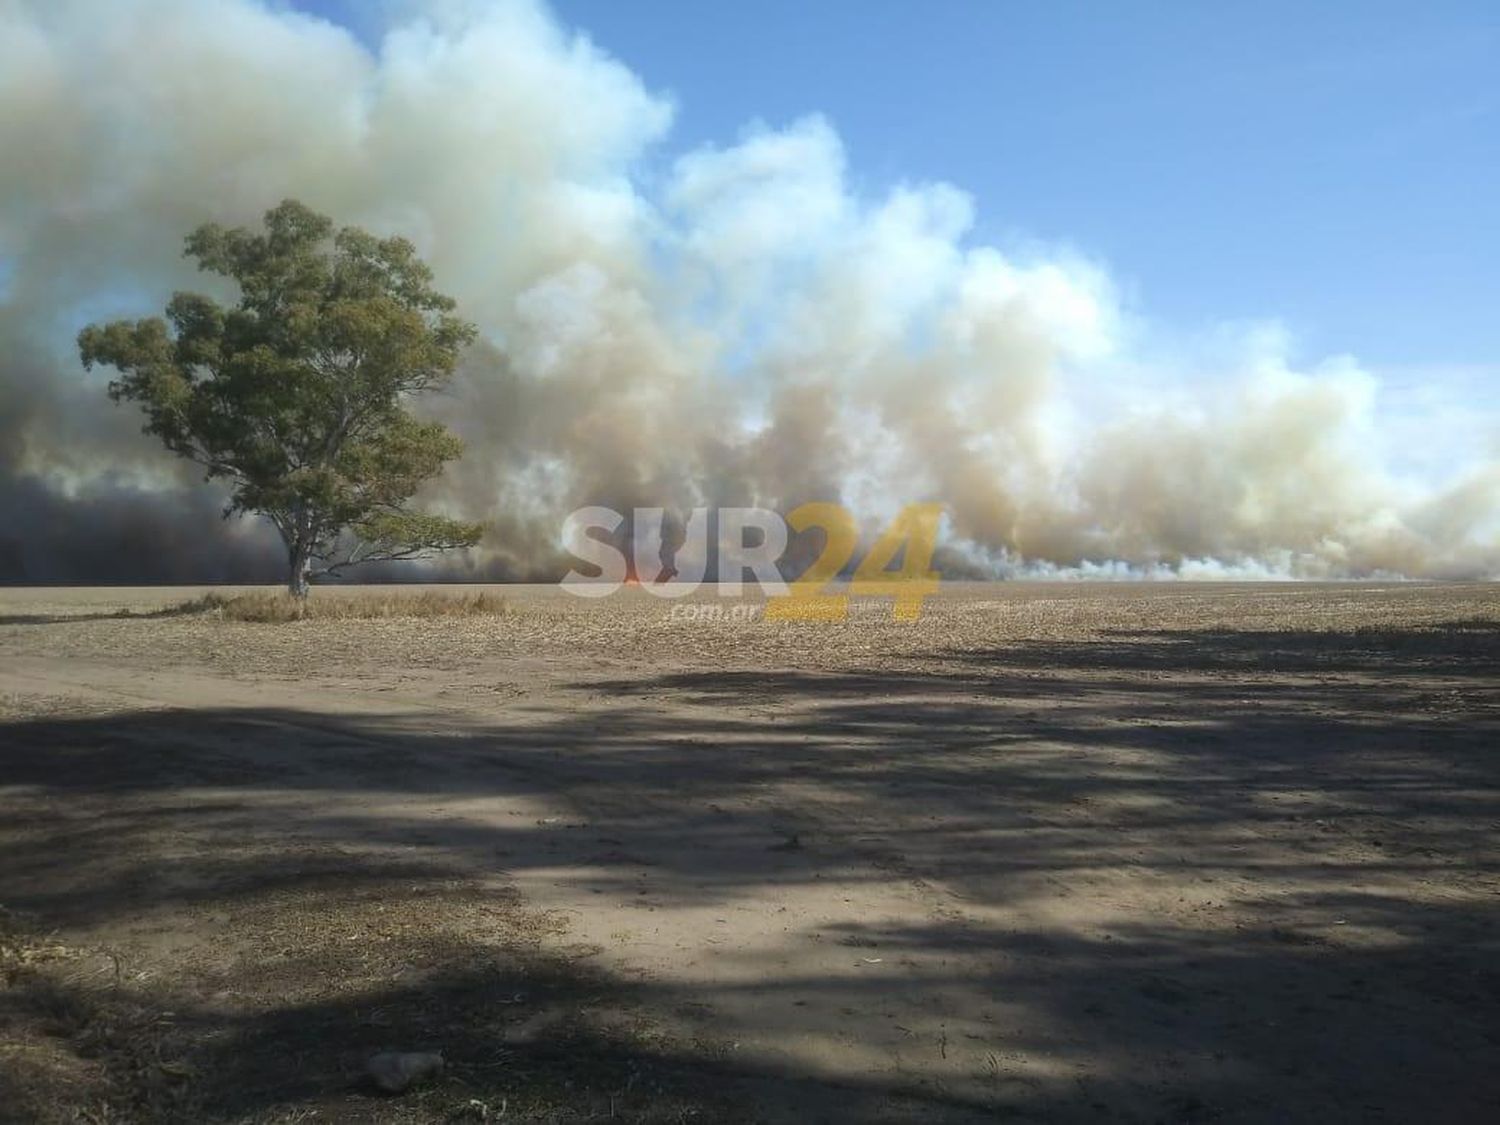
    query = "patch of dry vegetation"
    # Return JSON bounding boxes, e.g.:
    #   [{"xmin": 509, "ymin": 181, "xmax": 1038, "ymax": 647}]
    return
[
  {"xmin": 171, "ymin": 589, "xmax": 512, "ymax": 622},
  {"xmin": 0, "ymin": 906, "xmax": 194, "ymax": 1124},
  {"xmin": 1, "ymin": 878, "xmax": 728, "ymax": 1124}
]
